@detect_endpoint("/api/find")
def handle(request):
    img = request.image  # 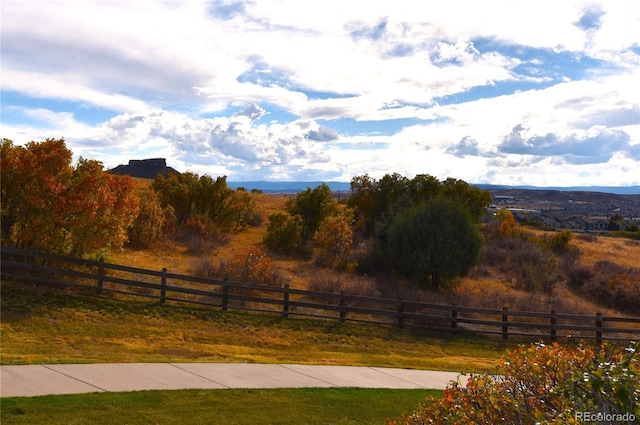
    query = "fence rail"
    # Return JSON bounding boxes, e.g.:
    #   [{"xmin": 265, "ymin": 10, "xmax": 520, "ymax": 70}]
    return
[{"xmin": 2, "ymin": 246, "xmax": 639, "ymax": 343}]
